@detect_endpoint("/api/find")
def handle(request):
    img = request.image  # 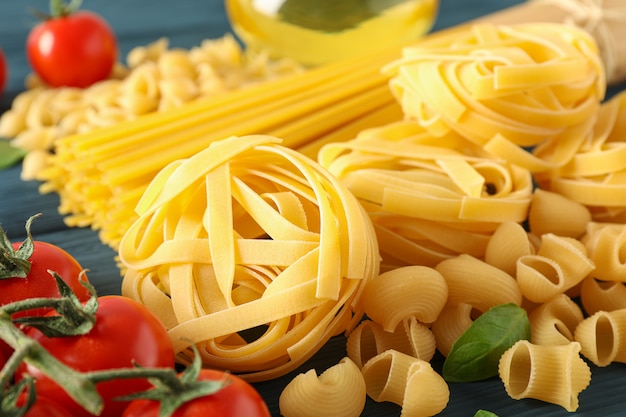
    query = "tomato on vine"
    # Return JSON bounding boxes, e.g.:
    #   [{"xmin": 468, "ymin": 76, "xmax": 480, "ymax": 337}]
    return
[
  {"xmin": 26, "ymin": 0, "xmax": 117, "ymax": 88},
  {"xmin": 19, "ymin": 394, "xmax": 74, "ymax": 417},
  {"xmin": 0, "ymin": 214, "xmax": 91, "ymax": 358},
  {"xmin": 16, "ymin": 296, "xmax": 176, "ymax": 417},
  {"xmin": 122, "ymin": 369, "xmax": 272, "ymax": 417}
]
